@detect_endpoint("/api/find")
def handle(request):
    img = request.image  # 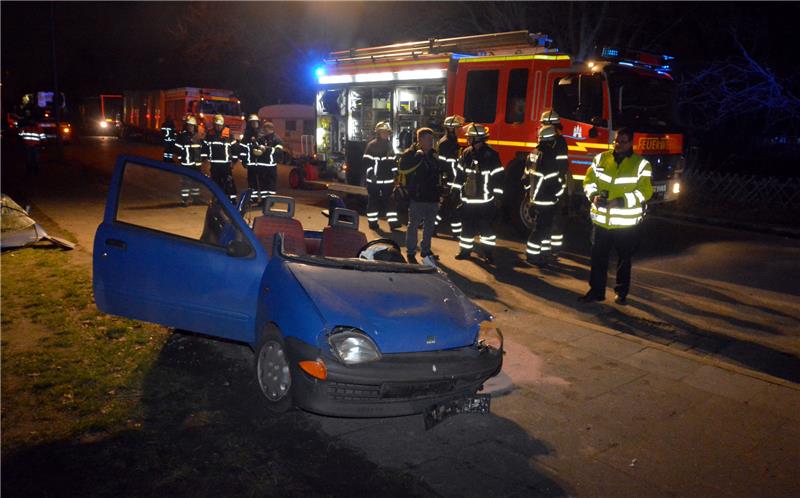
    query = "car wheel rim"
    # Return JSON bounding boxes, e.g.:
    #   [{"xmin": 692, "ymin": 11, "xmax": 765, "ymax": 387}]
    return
[
  {"xmin": 257, "ymin": 340, "xmax": 291, "ymax": 401},
  {"xmin": 519, "ymin": 192, "xmax": 534, "ymax": 230}
]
